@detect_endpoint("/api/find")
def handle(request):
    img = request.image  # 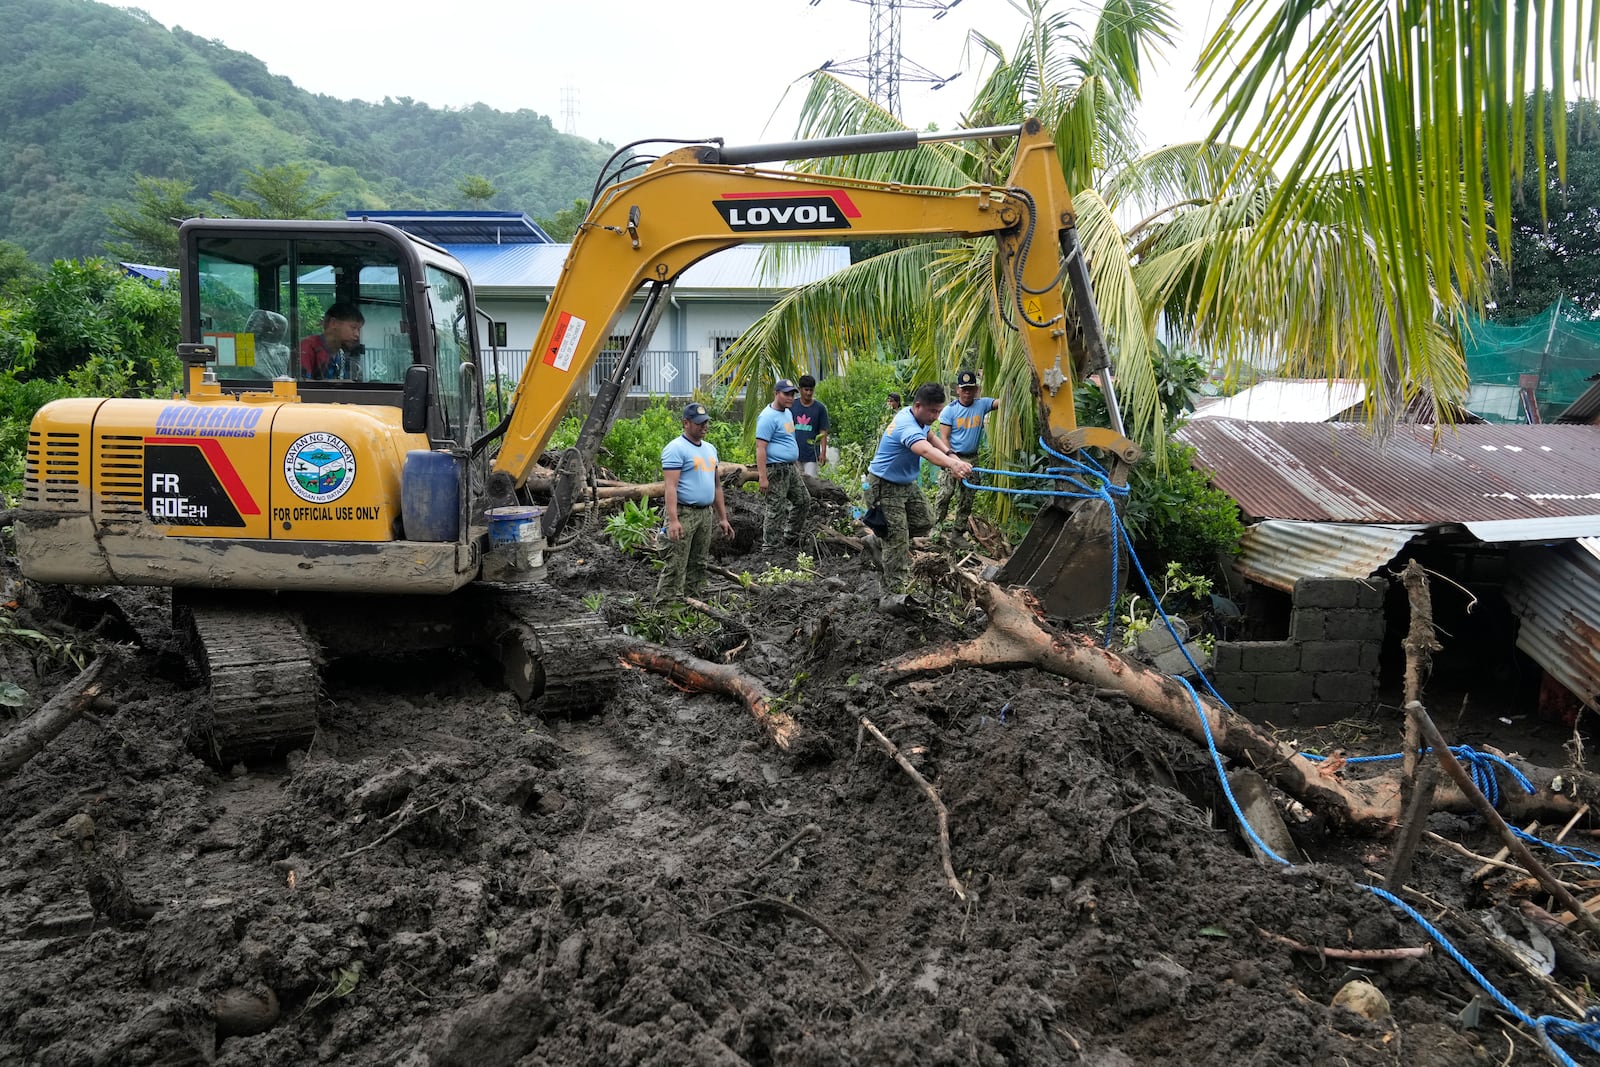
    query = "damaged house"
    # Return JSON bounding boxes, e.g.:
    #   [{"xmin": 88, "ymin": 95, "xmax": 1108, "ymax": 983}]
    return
[{"xmin": 1175, "ymin": 419, "xmax": 1600, "ymax": 730}]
